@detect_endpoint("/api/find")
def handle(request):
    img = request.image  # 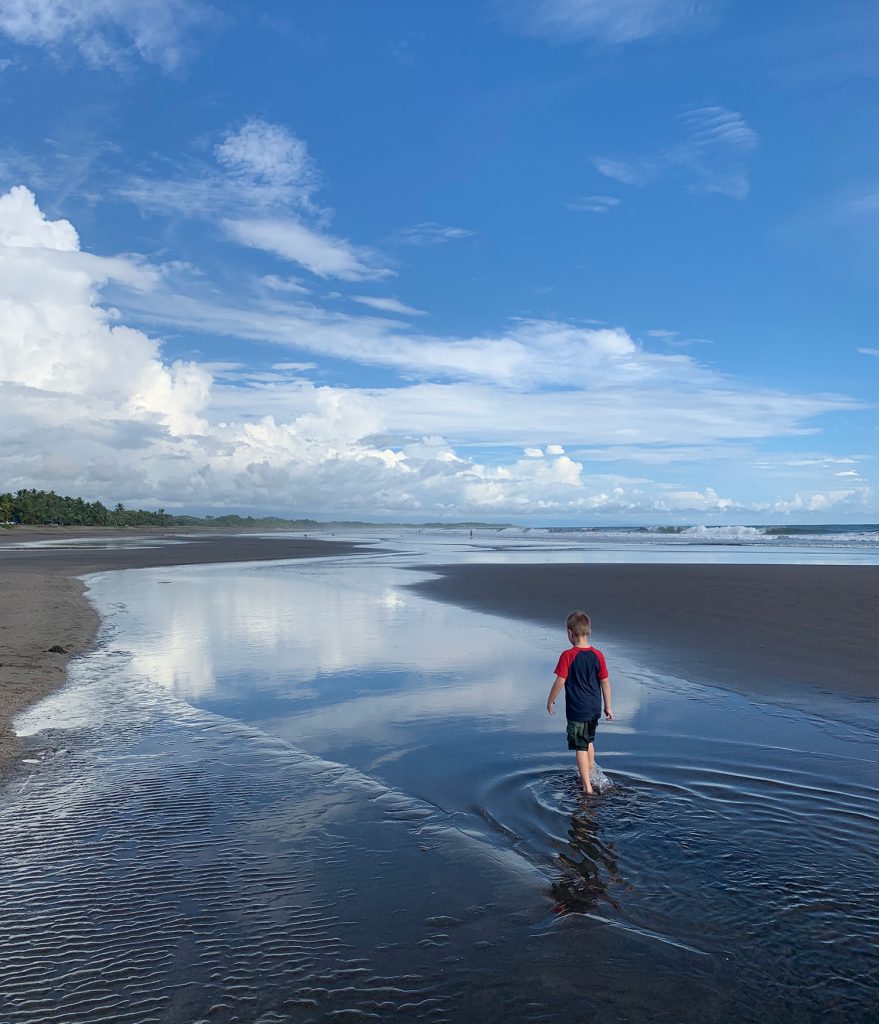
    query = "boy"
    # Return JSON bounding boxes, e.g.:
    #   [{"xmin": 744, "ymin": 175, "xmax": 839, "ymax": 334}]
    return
[{"xmin": 546, "ymin": 610, "xmax": 613, "ymax": 795}]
